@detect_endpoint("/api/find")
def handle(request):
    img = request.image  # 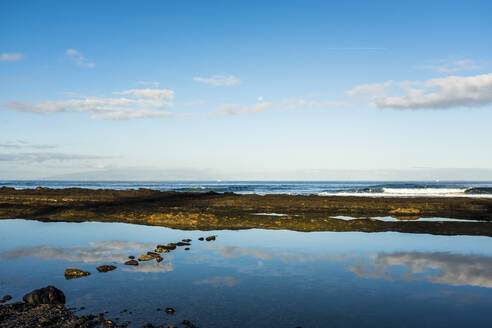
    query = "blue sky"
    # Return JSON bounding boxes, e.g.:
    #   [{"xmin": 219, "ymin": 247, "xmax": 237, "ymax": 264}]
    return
[{"xmin": 1, "ymin": 0, "xmax": 492, "ymax": 180}]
